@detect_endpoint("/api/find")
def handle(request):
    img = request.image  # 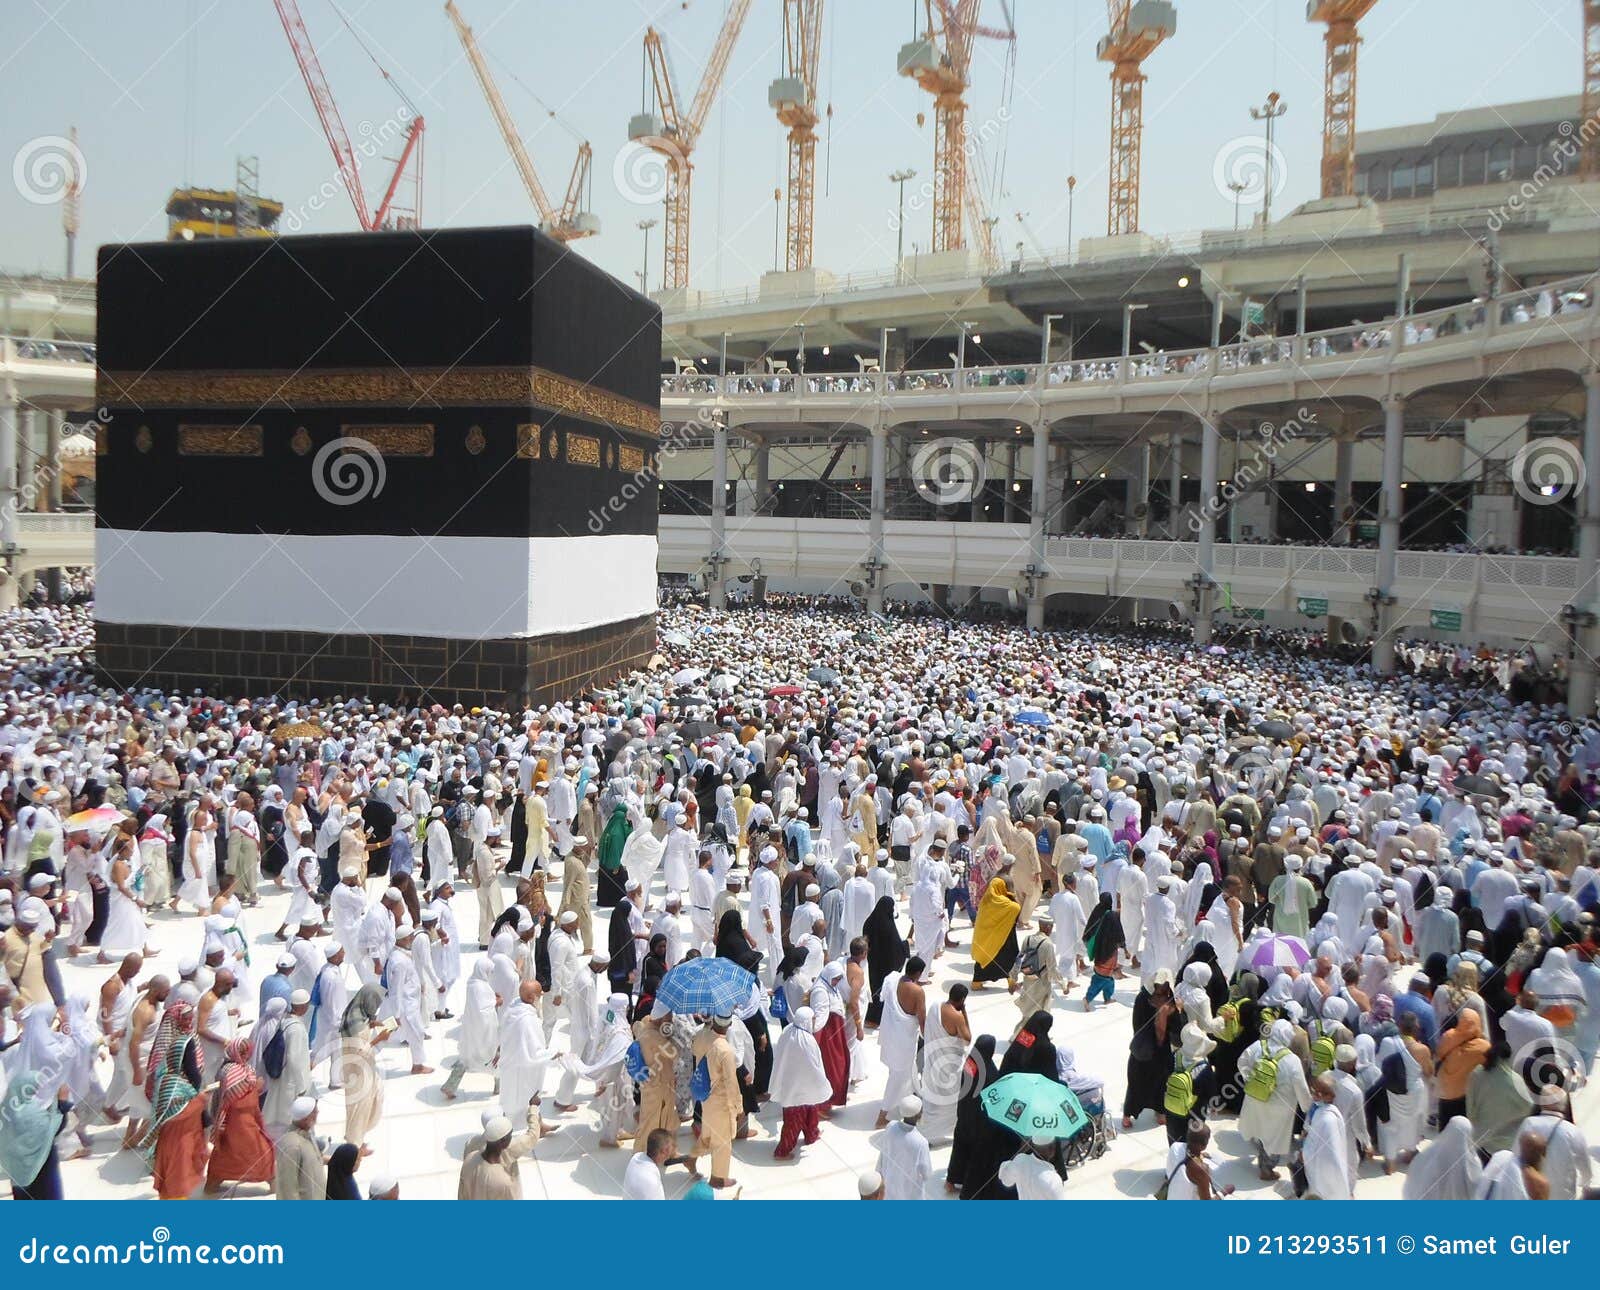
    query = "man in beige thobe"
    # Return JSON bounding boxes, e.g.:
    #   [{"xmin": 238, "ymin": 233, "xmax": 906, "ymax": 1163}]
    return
[
  {"xmin": 273, "ymin": 1097, "xmax": 327, "ymax": 1199},
  {"xmin": 688, "ymin": 1013, "xmax": 741, "ymax": 1189}
]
